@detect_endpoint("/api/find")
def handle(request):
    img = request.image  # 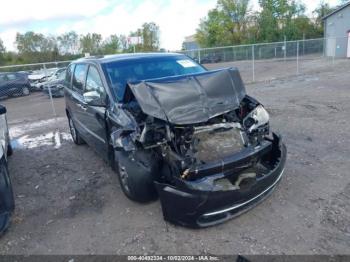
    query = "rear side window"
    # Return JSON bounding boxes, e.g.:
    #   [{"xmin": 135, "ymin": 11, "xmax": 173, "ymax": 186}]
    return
[
  {"xmin": 72, "ymin": 64, "xmax": 87, "ymax": 92},
  {"xmin": 65, "ymin": 64, "xmax": 74, "ymax": 89}
]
